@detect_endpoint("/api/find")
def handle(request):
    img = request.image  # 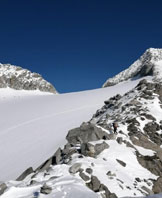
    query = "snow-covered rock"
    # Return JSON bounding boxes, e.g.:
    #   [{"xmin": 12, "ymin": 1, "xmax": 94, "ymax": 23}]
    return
[
  {"xmin": 103, "ymin": 48, "xmax": 162, "ymax": 87},
  {"xmin": 0, "ymin": 63, "xmax": 57, "ymax": 93}
]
